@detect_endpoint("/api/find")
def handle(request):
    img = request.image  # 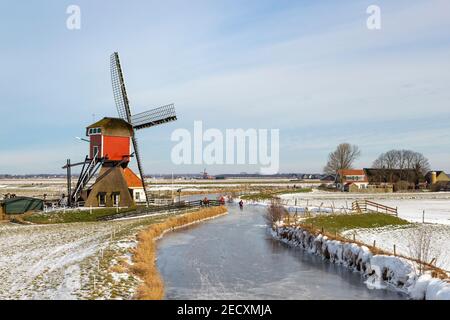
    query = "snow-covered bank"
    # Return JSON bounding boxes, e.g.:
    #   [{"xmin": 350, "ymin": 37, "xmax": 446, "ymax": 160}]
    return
[
  {"xmin": 342, "ymin": 224, "xmax": 450, "ymax": 271},
  {"xmin": 273, "ymin": 225, "xmax": 450, "ymax": 300}
]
